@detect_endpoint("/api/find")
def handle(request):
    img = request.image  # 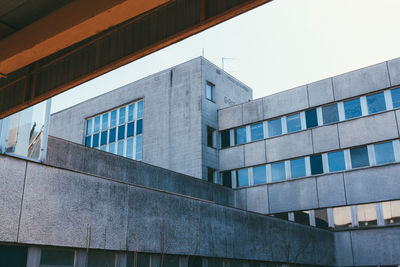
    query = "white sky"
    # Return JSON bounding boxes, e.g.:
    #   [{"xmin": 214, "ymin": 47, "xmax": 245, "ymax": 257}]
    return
[{"xmin": 51, "ymin": 0, "xmax": 400, "ymax": 113}]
